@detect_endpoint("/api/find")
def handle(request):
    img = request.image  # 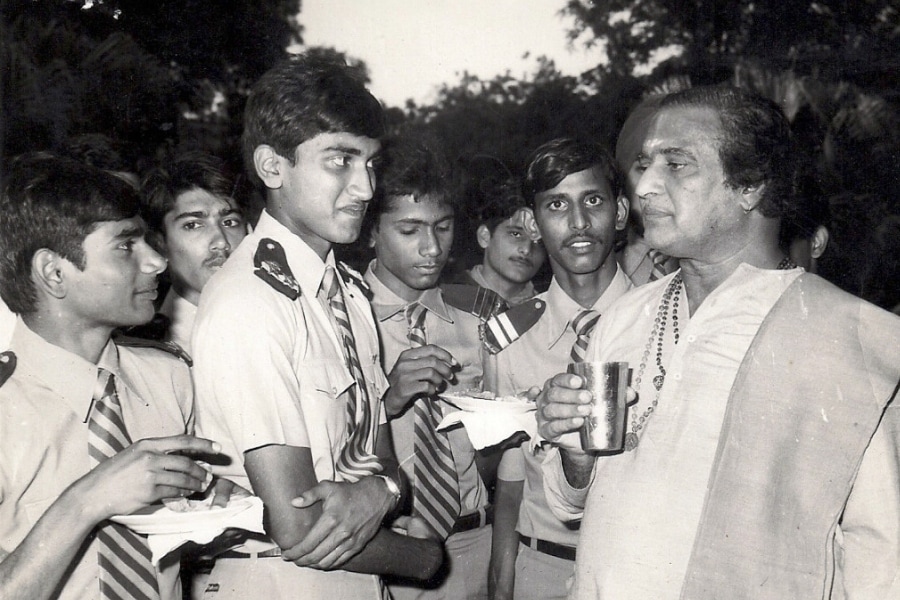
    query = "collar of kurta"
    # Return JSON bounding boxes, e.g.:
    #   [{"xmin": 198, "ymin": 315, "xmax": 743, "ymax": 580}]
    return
[
  {"xmin": 364, "ymin": 260, "xmax": 453, "ymax": 323},
  {"xmin": 10, "ymin": 318, "xmax": 126, "ymax": 422}
]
